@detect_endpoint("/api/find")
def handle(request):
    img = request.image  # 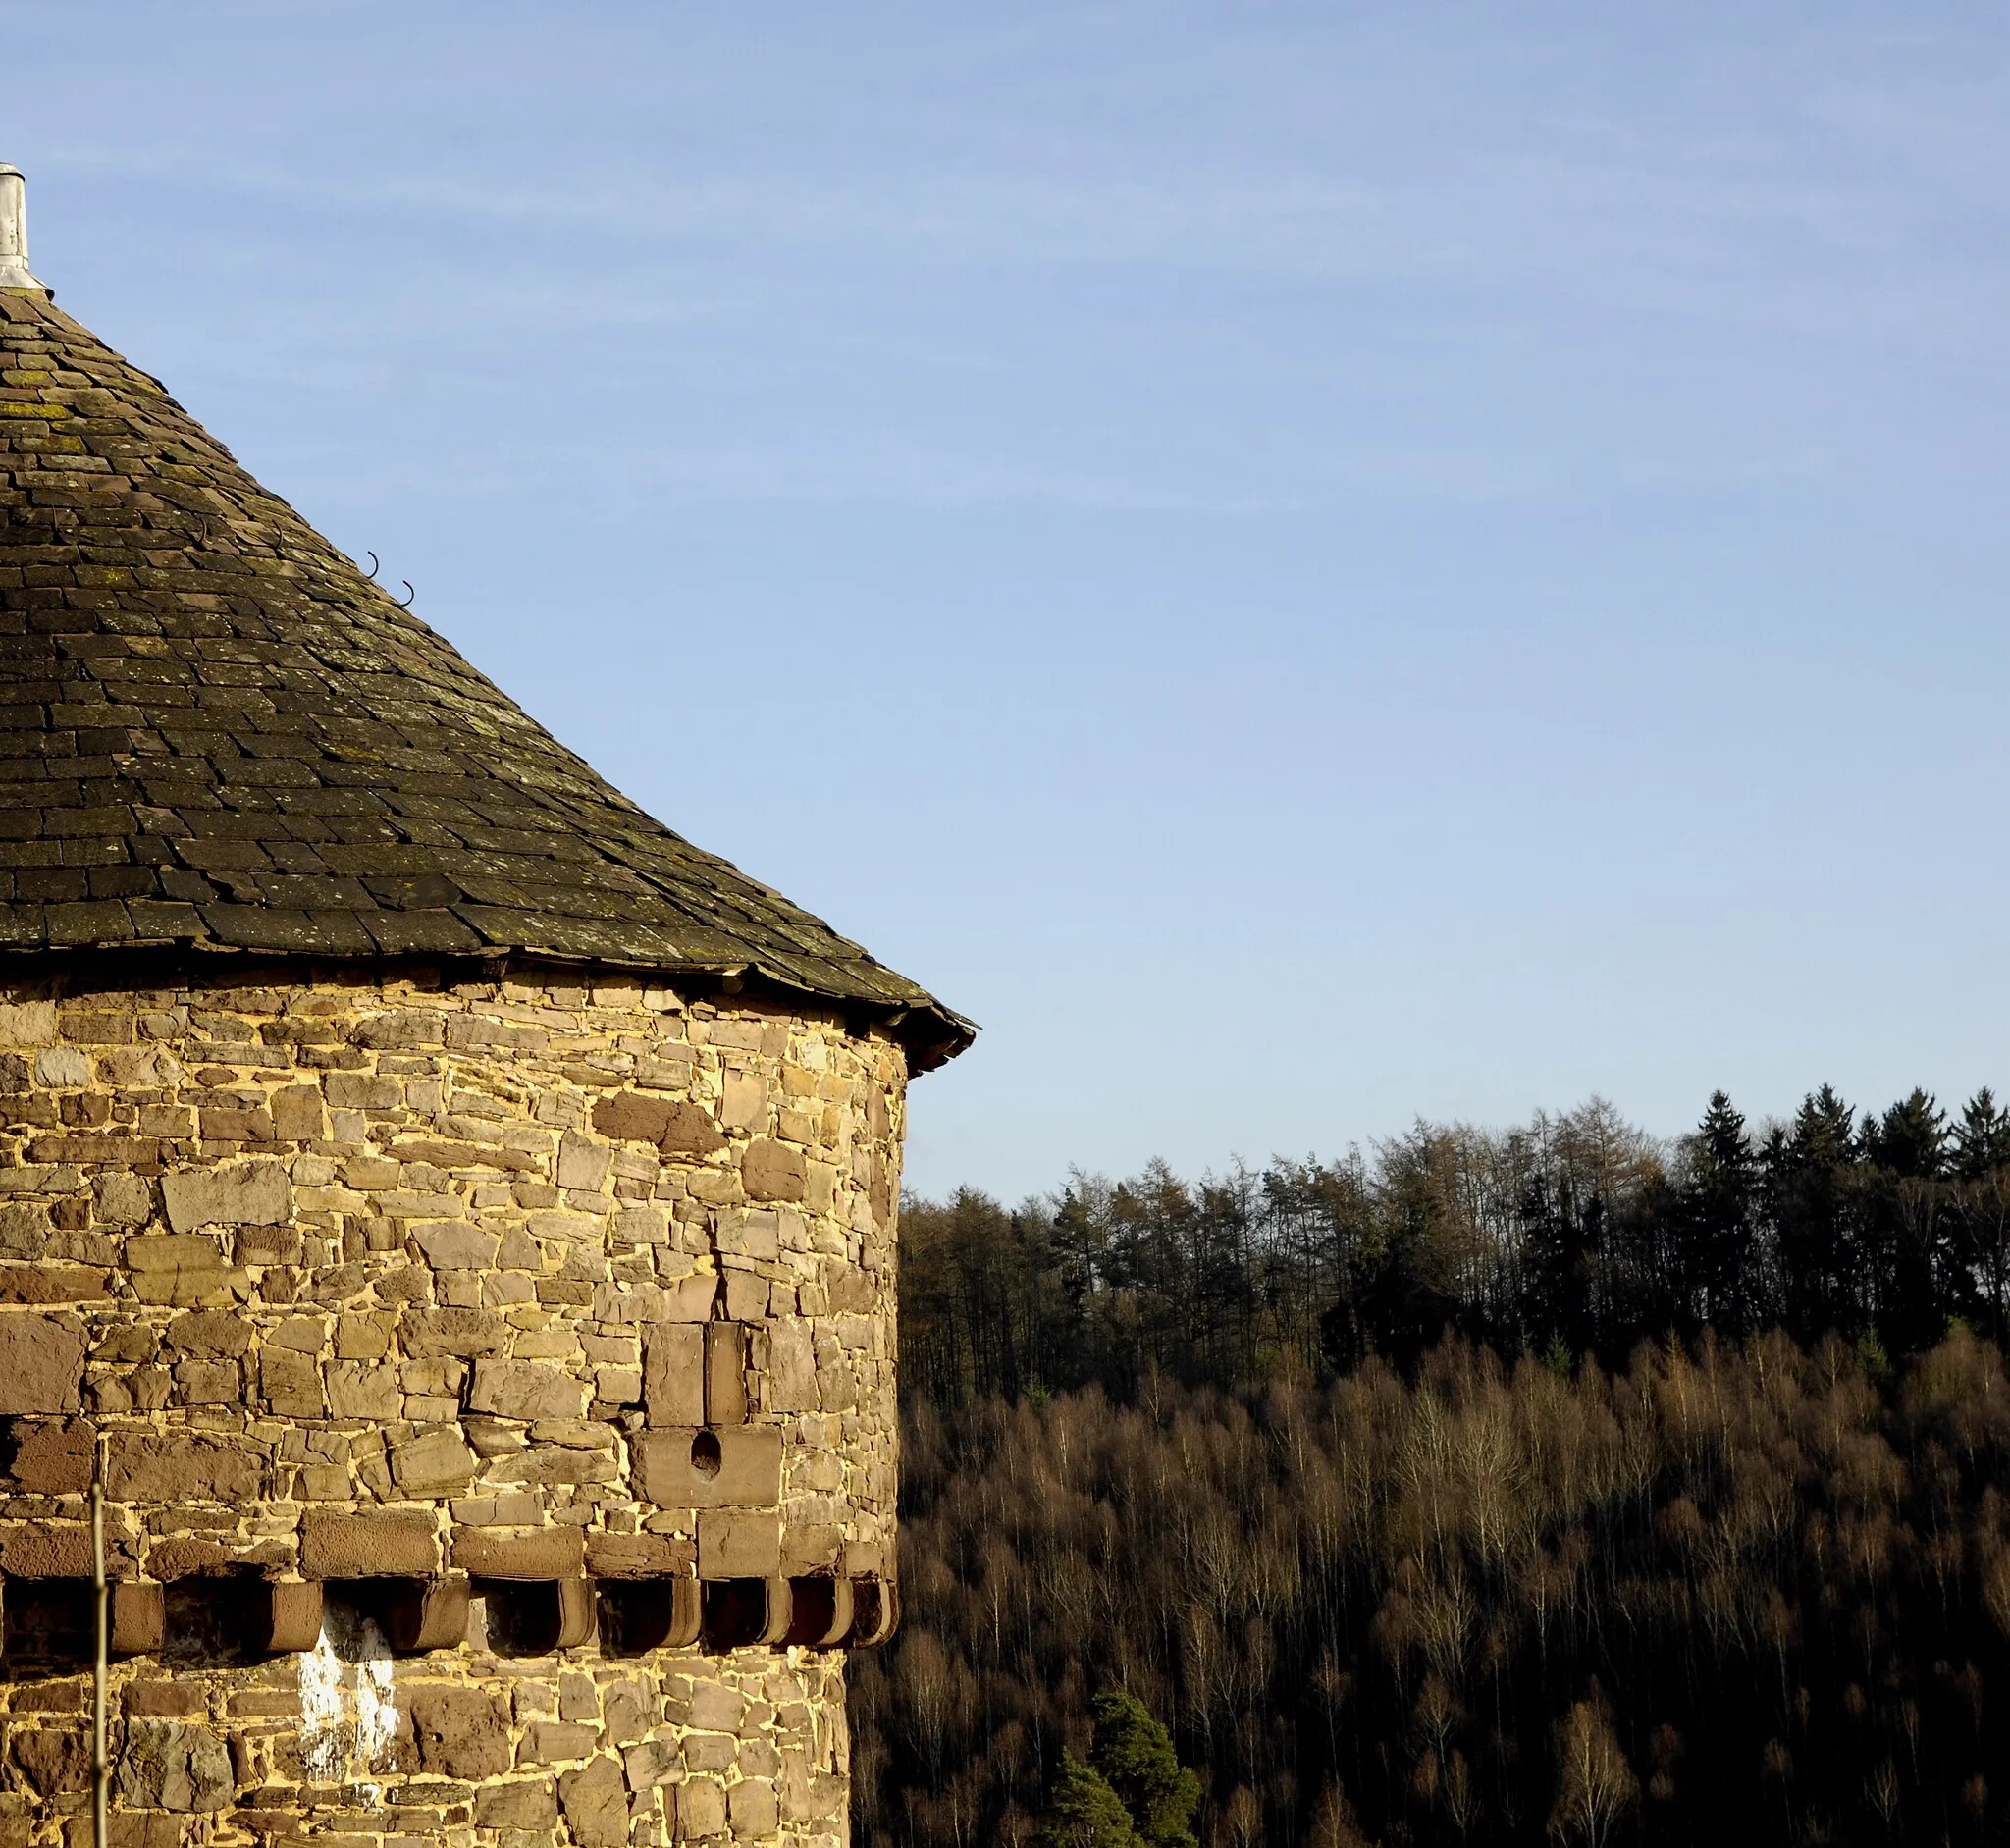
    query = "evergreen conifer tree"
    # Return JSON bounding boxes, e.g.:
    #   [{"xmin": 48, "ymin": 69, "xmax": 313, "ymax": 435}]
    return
[
  {"xmin": 1677, "ymin": 1091, "xmax": 1758, "ymax": 1329},
  {"xmin": 1090, "ymin": 1691, "xmax": 1202, "ymax": 1848},
  {"xmin": 1033, "ymin": 1751, "xmax": 1141, "ymax": 1848}
]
